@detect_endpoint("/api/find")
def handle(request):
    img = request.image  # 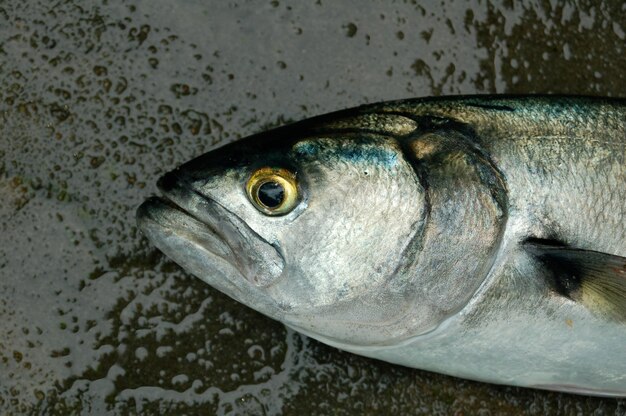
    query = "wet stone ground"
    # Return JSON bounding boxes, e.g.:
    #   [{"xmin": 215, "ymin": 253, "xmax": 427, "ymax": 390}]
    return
[{"xmin": 0, "ymin": 0, "xmax": 625, "ymax": 415}]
